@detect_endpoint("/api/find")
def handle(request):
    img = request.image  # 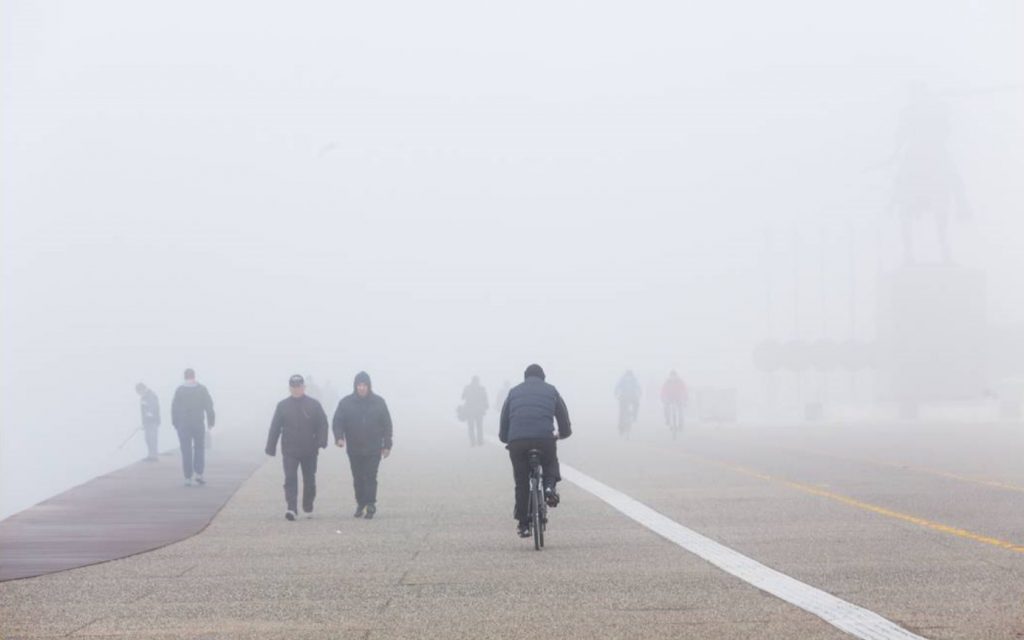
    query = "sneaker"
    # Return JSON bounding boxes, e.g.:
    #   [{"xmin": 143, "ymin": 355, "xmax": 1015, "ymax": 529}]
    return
[
  {"xmin": 353, "ymin": 505, "xmax": 365, "ymax": 518},
  {"xmin": 184, "ymin": 478, "xmax": 192, "ymax": 487},
  {"xmin": 304, "ymin": 511, "xmax": 314, "ymax": 519},
  {"xmin": 285, "ymin": 510, "xmax": 297, "ymax": 521},
  {"xmin": 364, "ymin": 504, "xmax": 376, "ymax": 520},
  {"xmin": 144, "ymin": 456, "xmax": 158, "ymax": 462},
  {"xmin": 517, "ymin": 522, "xmax": 532, "ymax": 538},
  {"xmin": 194, "ymin": 475, "xmax": 206, "ymax": 485},
  {"xmin": 544, "ymin": 486, "xmax": 560, "ymax": 508}
]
